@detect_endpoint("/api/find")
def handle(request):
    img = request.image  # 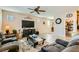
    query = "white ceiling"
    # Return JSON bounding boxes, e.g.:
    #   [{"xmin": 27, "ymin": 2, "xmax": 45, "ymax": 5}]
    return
[{"xmin": 0, "ymin": 6, "xmax": 79, "ymax": 18}]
